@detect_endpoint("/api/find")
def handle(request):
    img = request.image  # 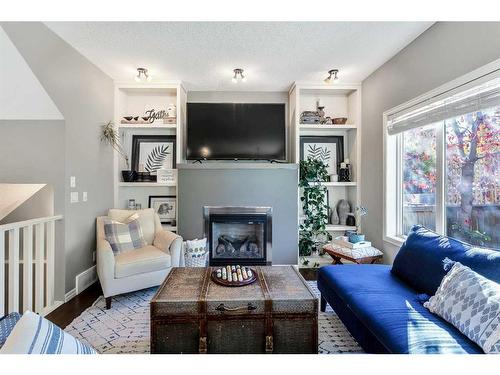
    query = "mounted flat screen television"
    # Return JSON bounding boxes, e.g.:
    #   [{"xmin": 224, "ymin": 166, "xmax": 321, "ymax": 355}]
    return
[{"xmin": 186, "ymin": 103, "xmax": 286, "ymax": 160}]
